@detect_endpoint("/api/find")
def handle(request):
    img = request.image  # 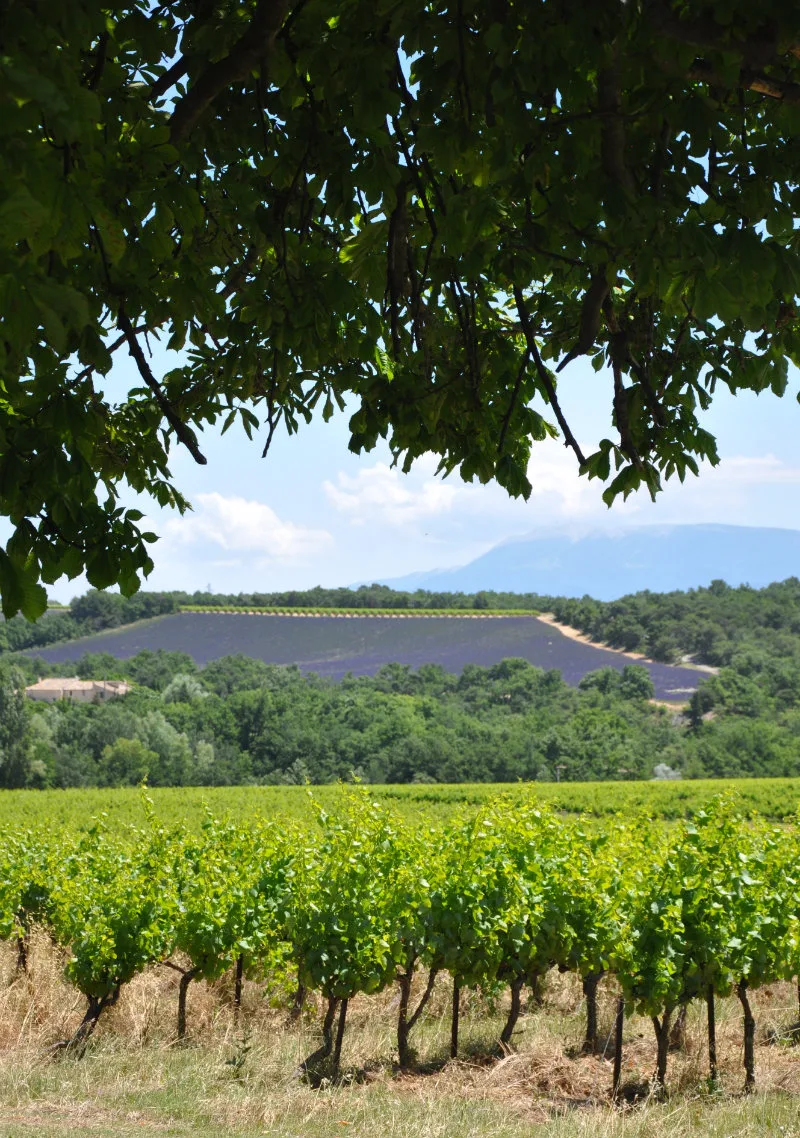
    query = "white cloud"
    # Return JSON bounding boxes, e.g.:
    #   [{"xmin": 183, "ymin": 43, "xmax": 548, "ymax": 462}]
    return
[
  {"xmin": 127, "ymin": 445, "xmax": 800, "ymax": 597},
  {"xmin": 700, "ymin": 454, "xmax": 800, "ymax": 486},
  {"xmin": 453, "ymin": 445, "xmax": 800, "ymax": 529},
  {"xmin": 322, "ymin": 443, "xmax": 800, "ymax": 551},
  {"xmin": 323, "ymin": 461, "xmax": 457, "ymax": 526},
  {"xmin": 644, "ymin": 453, "xmax": 800, "ymax": 530},
  {"xmin": 322, "ymin": 444, "xmax": 604, "ymax": 534},
  {"xmin": 161, "ymin": 492, "xmax": 333, "ymax": 563},
  {"xmin": 453, "ymin": 439, "xmax": 603, "ymax": 522}
]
